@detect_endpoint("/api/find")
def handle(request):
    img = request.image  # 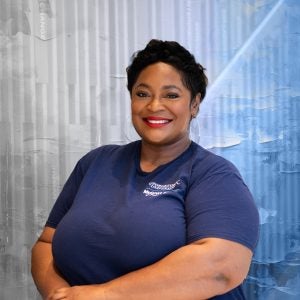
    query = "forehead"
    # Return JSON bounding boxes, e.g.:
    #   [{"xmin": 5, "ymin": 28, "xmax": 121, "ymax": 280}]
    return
[{"xmin": 135, "ymin": 62, "xmax": 184, "ymax": 87}]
